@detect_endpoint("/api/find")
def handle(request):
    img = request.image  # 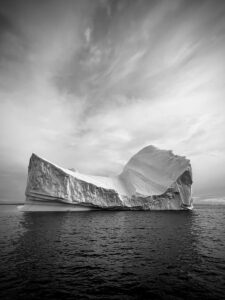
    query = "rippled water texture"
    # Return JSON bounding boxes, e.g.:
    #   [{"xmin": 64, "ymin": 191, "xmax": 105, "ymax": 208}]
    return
[{"xmin": 0, "ymin": 205, "xmax": 225, "ymax": 299}]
